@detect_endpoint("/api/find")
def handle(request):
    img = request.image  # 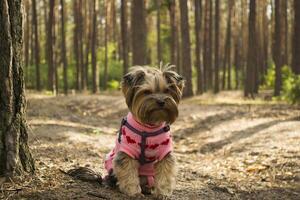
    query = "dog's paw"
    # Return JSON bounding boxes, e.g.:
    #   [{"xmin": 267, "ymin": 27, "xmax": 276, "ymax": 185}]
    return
[
  {"xmin": 154, "ymin": 194, "xmax": 170, "ymax": 200},
  {"xmin": 119, "ymin": 184, "xmax": 142, "ymax": 197}
]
